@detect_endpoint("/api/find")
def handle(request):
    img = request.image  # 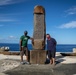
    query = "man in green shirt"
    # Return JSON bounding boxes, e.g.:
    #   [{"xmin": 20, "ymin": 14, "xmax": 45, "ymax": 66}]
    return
[{"xmin": 20, "ymin": 31, "xmax": 33, "ymax": 64}]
